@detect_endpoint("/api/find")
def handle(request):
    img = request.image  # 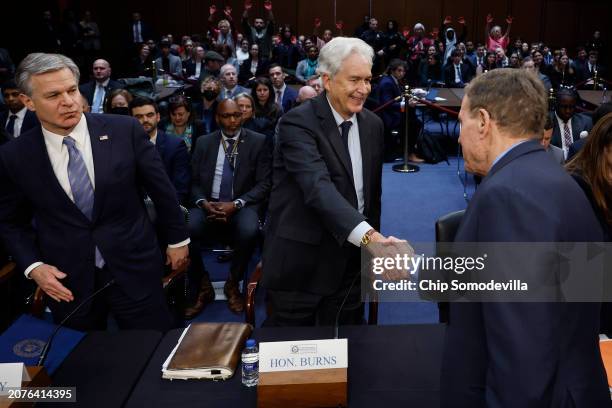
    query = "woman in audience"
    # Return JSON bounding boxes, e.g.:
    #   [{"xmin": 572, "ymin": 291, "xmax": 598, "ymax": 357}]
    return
[
  {"xmin": 236, "ymin": 39, "xmax": 250, "ymax": 65},
  {"xmin": 251, "ymin": 77, "xmax": 282, "ymax": 138},
  {"xmin": 217, "ymin": 43, "xmax": 238, "ymax": 71},
  {"xmin": 105, "ymin": 89, "xmax": 132, "ymax": 115},
  {"xmin": 418, "ymin": 53, "xmax": 443, "ymax": 86},
  {"xmin": 234, "ymin": 92, "xmax": 273, "ymax": 141},
  {"xmin": 132, "ymin": 43, "xmax": 153, "ymax": 77},
  {"xmin": 476, "ymin": 52, "xmax": 497, "ymax": 75},
  {"xmin": 238, "ymin": 43, "xmax": 269, "ymax": 86},
  {"xmin": 549, "ymin": 54, "xmax": 576, "ymax": 89},
  {"xmin": 163, "ymin": 96, "xmax": 205, "ymax": 152},
  {"xmin": 384, "ymin": 20, "xmax": 404, "ymax": 62},
  {"xmin": 508, "ymin": 52, "xmax": 521, "ymax": 68},
  {"xmin": 199, "ymin": 76, "xmax": 220, "ymax": 135}
]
